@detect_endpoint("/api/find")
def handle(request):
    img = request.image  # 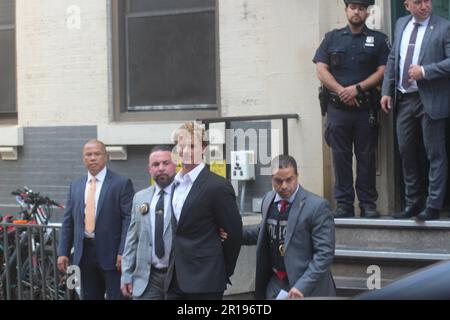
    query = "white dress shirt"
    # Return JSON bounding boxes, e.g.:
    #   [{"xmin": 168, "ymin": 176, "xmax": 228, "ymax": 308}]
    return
[
  {"xmin": 84, "ymin": 166, "xmax": 107, "ymax": 238},
  {"xmin": 150, "ymin": 182, "xmax": 173, "ymax": 269},
  {"xmin": 399, "ymin": 16, "xmax": 431, "ymax": 93},
  {"xmin": 172, "ymin": 163, "xmax": 206, "ymax": 222}
]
